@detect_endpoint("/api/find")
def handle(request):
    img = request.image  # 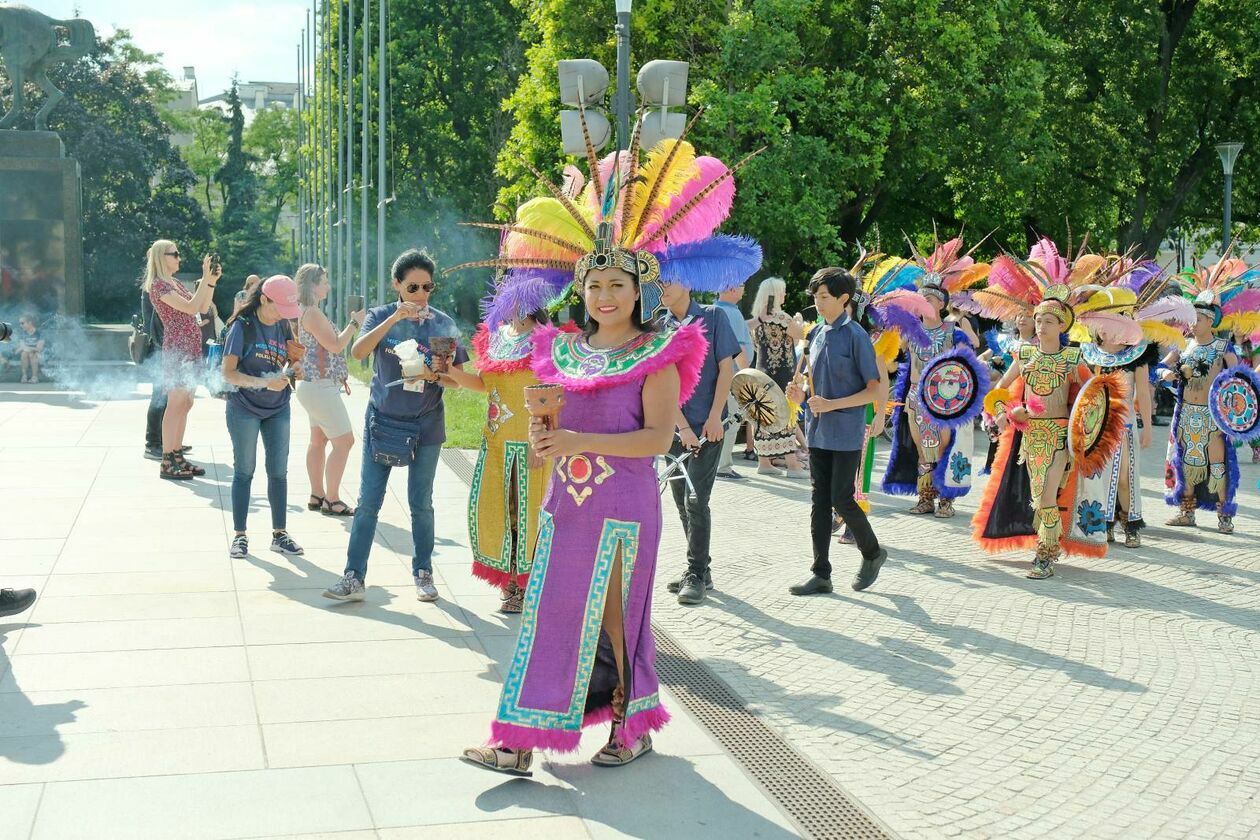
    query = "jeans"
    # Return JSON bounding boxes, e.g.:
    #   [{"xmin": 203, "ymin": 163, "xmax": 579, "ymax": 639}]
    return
[
  {"xmin": 345, "ymin": 411, "xmax": 441, "ymax": 581},
  {"xmin": 226, "ymin": 401, "xmax": 291, "ymax": 533},
  {"xmin": 667, "ymin": 437, "xmax": 723, "ymax": 576},
  {"xmin": 809, "ymin": 447, "xmax": 880, "ymax": 579}
]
